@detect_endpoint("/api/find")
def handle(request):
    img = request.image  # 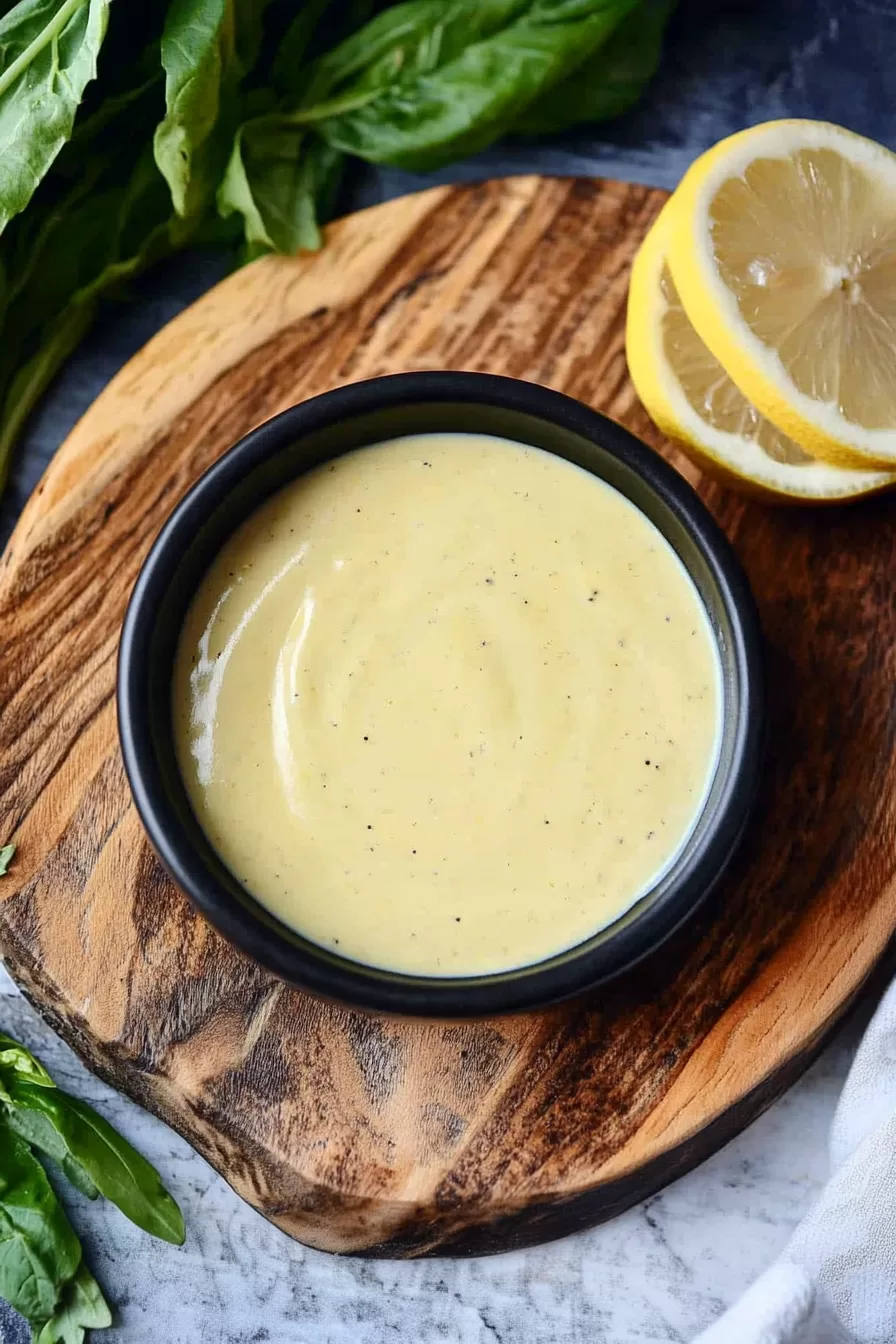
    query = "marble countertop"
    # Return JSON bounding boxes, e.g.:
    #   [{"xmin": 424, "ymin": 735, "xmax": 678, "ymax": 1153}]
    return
[{"xmin": 1, "ymin": 0, "xmax": 892, "ymax": 1339}]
